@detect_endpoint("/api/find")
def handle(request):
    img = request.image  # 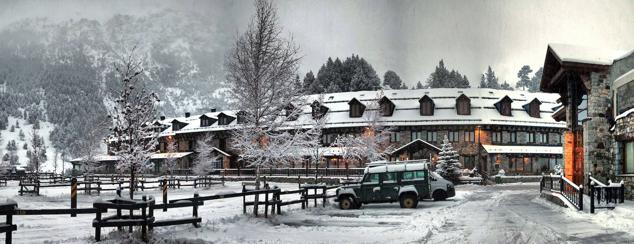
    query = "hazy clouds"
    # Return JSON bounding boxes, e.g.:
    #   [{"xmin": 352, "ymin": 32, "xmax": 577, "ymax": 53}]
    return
[{"xmin": 1, "ymin": 0, "xmax": 633, "ymax": 88}]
